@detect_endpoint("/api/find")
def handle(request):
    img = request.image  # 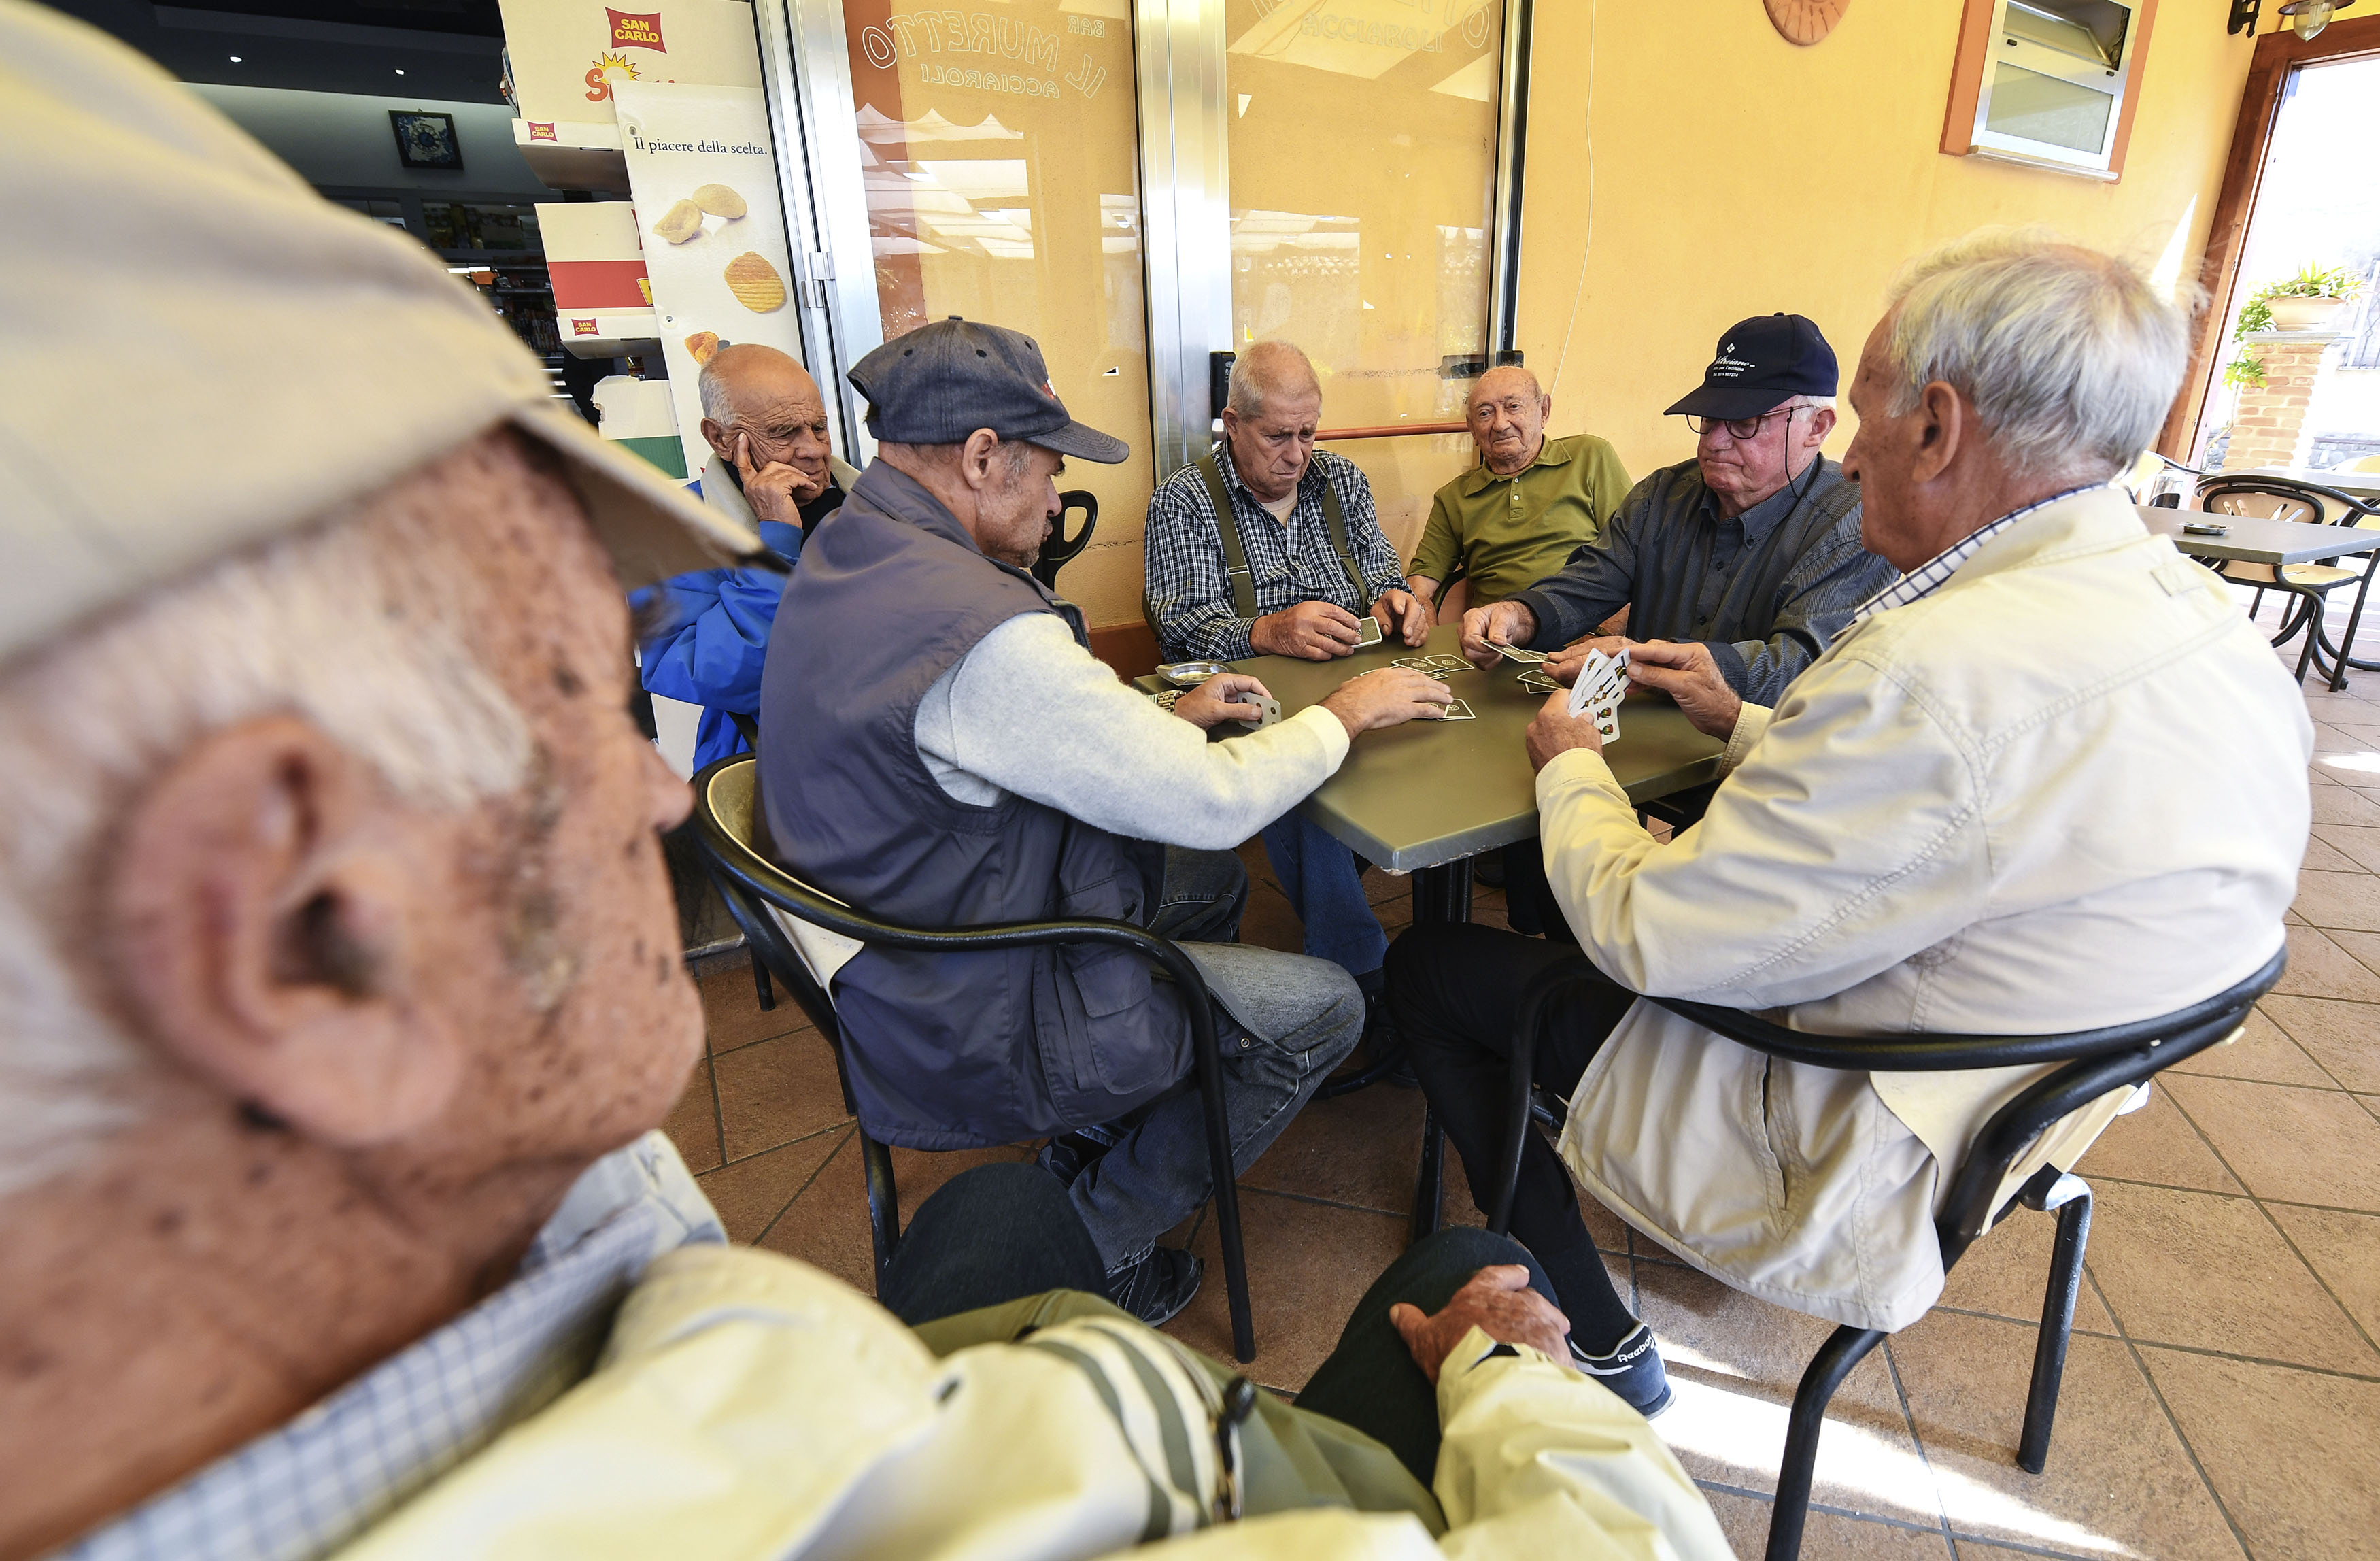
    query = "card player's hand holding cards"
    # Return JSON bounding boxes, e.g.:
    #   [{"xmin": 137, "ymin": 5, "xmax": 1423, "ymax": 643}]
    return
[
  {"xmin": 1566, "ymin": 646, "xmax": 1629, "ymax": 745},
  {"xmin": 1171, "ymin": 673, "xmax": 1280, "ymax": 731}
]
